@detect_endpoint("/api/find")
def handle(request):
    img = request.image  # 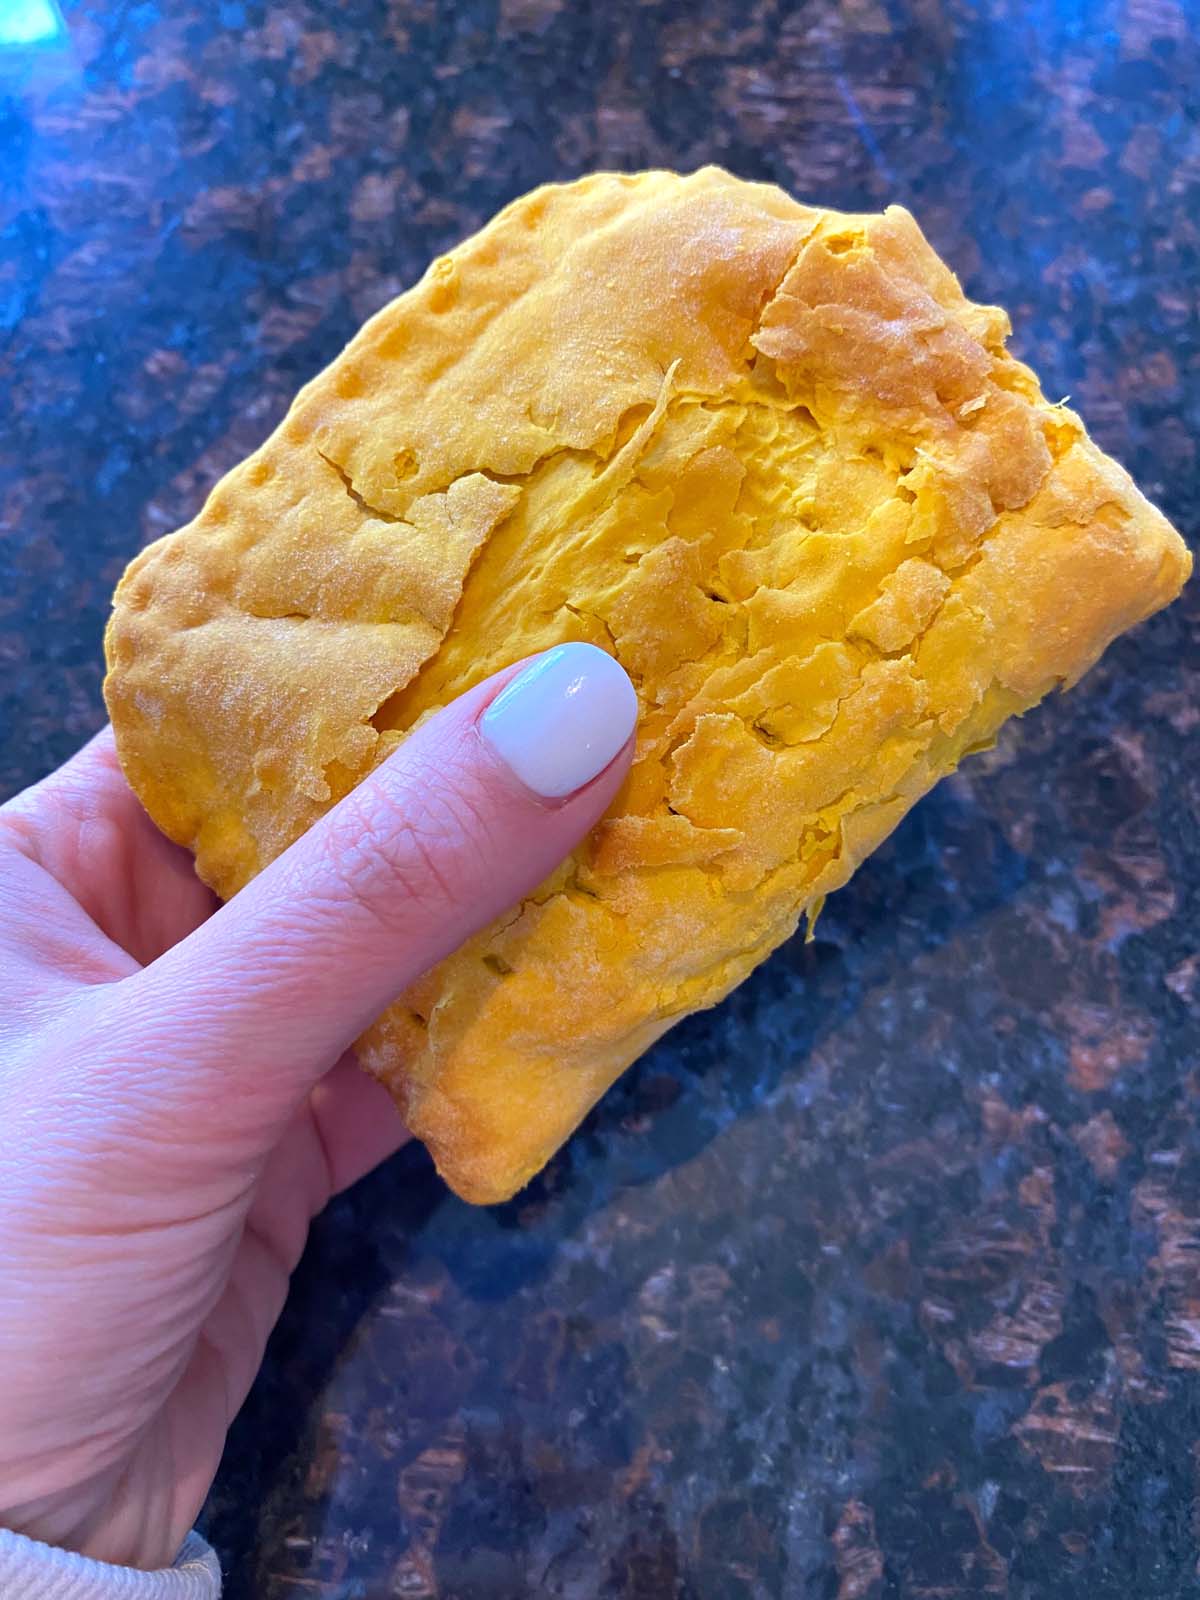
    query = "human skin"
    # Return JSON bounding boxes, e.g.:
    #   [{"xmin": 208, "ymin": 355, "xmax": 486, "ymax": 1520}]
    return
[{"xmin": 0, "ymin": 647, "xmax": 634, "ymax": 1570}]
